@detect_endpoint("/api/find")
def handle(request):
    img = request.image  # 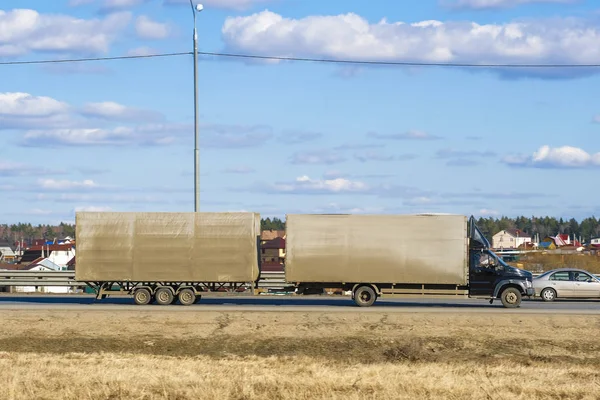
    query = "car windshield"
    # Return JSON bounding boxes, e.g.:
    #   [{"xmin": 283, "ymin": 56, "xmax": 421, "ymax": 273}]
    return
[{"xmin": 535, "ymin": 270, "xmax": 553, "ymax": 279}]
